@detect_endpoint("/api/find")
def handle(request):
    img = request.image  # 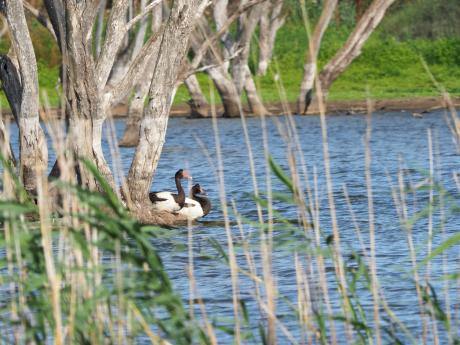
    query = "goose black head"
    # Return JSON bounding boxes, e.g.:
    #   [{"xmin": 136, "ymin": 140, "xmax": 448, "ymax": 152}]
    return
[
  {"xmin": 175, "ymin": 169, "xmax": 192, "ymax": 179},
  {"xmin": 192, "ymin": 183, "xmax": 207, "ymax": 196}
]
